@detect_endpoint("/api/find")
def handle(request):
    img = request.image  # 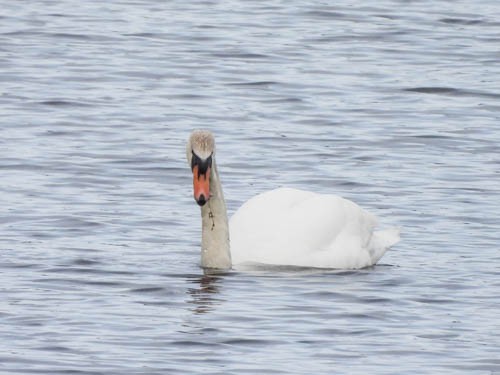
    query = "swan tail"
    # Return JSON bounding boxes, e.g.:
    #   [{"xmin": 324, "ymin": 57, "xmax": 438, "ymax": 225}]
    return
[{"xmin": 369, "ymin": 227, "xmax": 401, "ymax": 264}]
